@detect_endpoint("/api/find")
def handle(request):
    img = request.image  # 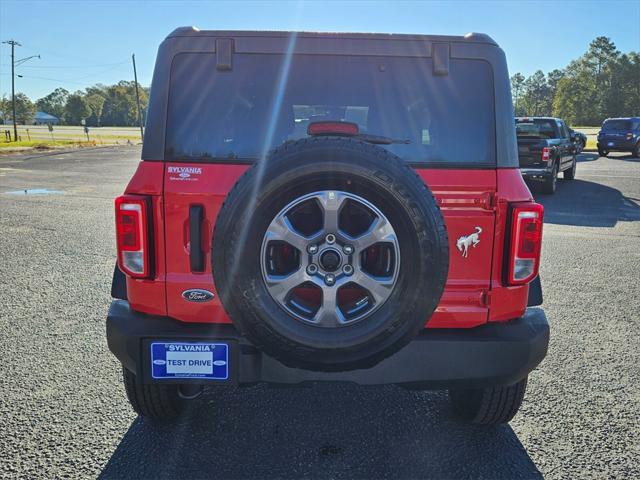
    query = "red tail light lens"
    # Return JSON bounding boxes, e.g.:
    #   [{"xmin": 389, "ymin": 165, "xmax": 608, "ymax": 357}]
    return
[
  {"xmin": 115, "ymin": 195, "xmax": 150, "ymax": 278},
  {"xmin": 308, "ymin": 121, "xmax": 359, "ymax": 136},
  {"xmin": 508, "ymin": 203, "xmax": 544, "ymax": 285},
  {"xmin": 541, "ymin": 147, "xmax": 550, "ymax": 163}
]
